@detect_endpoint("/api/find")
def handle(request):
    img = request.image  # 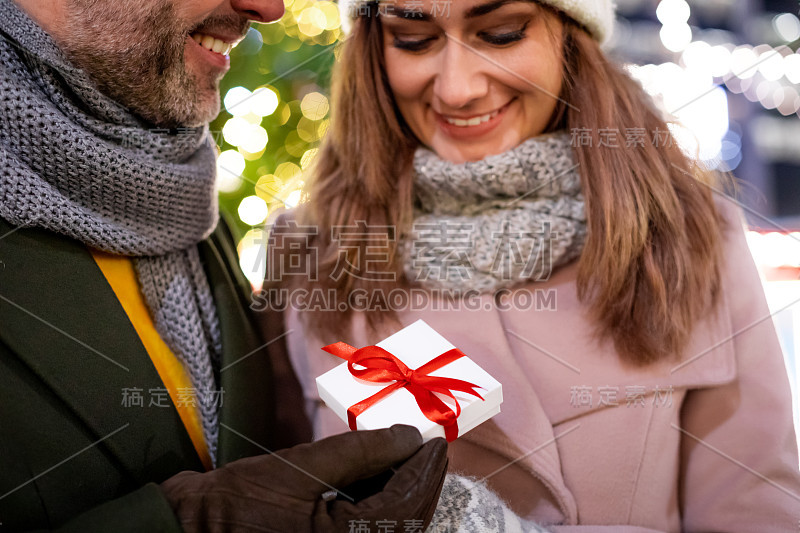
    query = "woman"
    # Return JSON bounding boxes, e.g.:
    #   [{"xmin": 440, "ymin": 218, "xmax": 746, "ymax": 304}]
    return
[{"xmin": 265, "ymin": 0, "xmax": 800, "ymax": 530}]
